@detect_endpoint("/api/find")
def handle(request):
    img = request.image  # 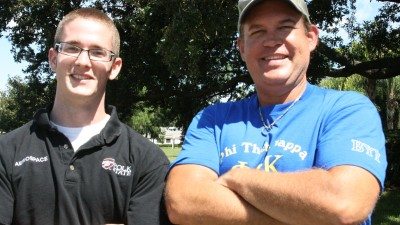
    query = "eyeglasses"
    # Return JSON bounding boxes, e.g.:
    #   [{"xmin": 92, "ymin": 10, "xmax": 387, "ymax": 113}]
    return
[{"xmin": 55, "ymin": 42, "xmax": 116, "ymax": 62}]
